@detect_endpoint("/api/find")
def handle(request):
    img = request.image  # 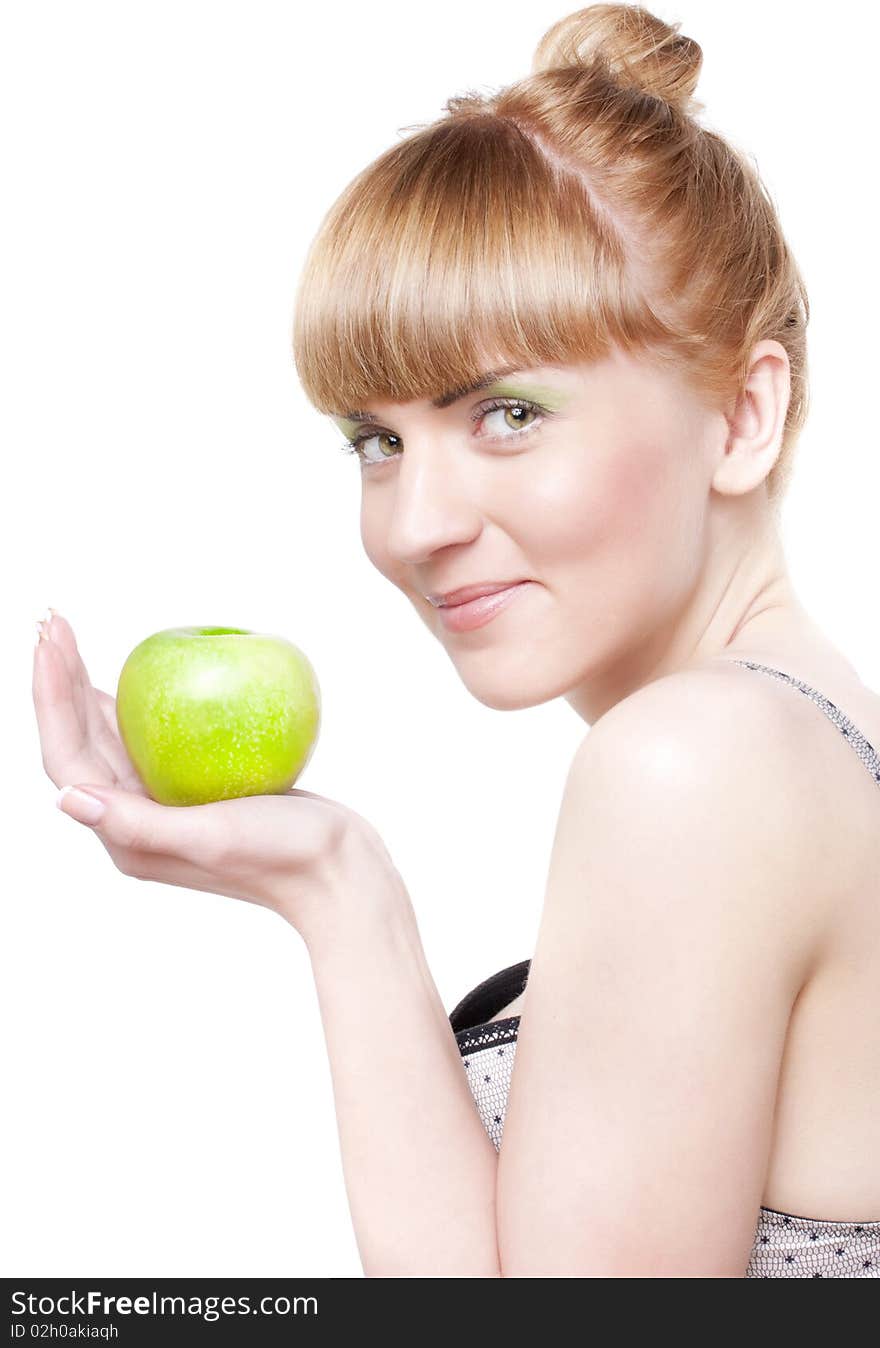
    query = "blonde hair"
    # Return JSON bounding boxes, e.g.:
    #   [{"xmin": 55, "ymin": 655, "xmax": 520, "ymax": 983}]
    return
[{"xmin": 291, "ymin": 3, "xmax": 809, "ymax": 509}]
